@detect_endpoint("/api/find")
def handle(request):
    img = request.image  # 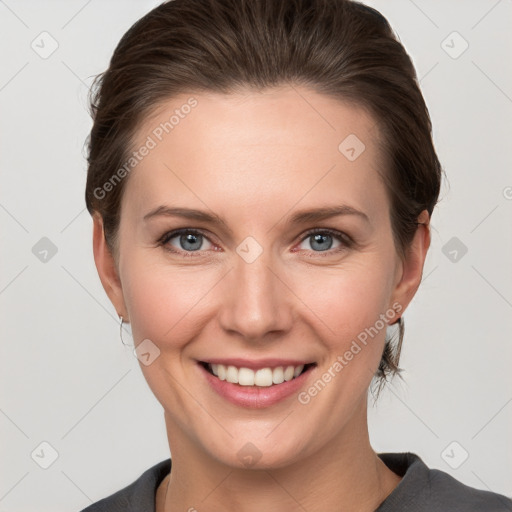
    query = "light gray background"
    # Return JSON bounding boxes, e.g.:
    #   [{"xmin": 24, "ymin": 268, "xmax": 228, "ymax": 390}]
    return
[{"xmin": 1, "ymin": 1, "xmax": 511, "ymax": 511}]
